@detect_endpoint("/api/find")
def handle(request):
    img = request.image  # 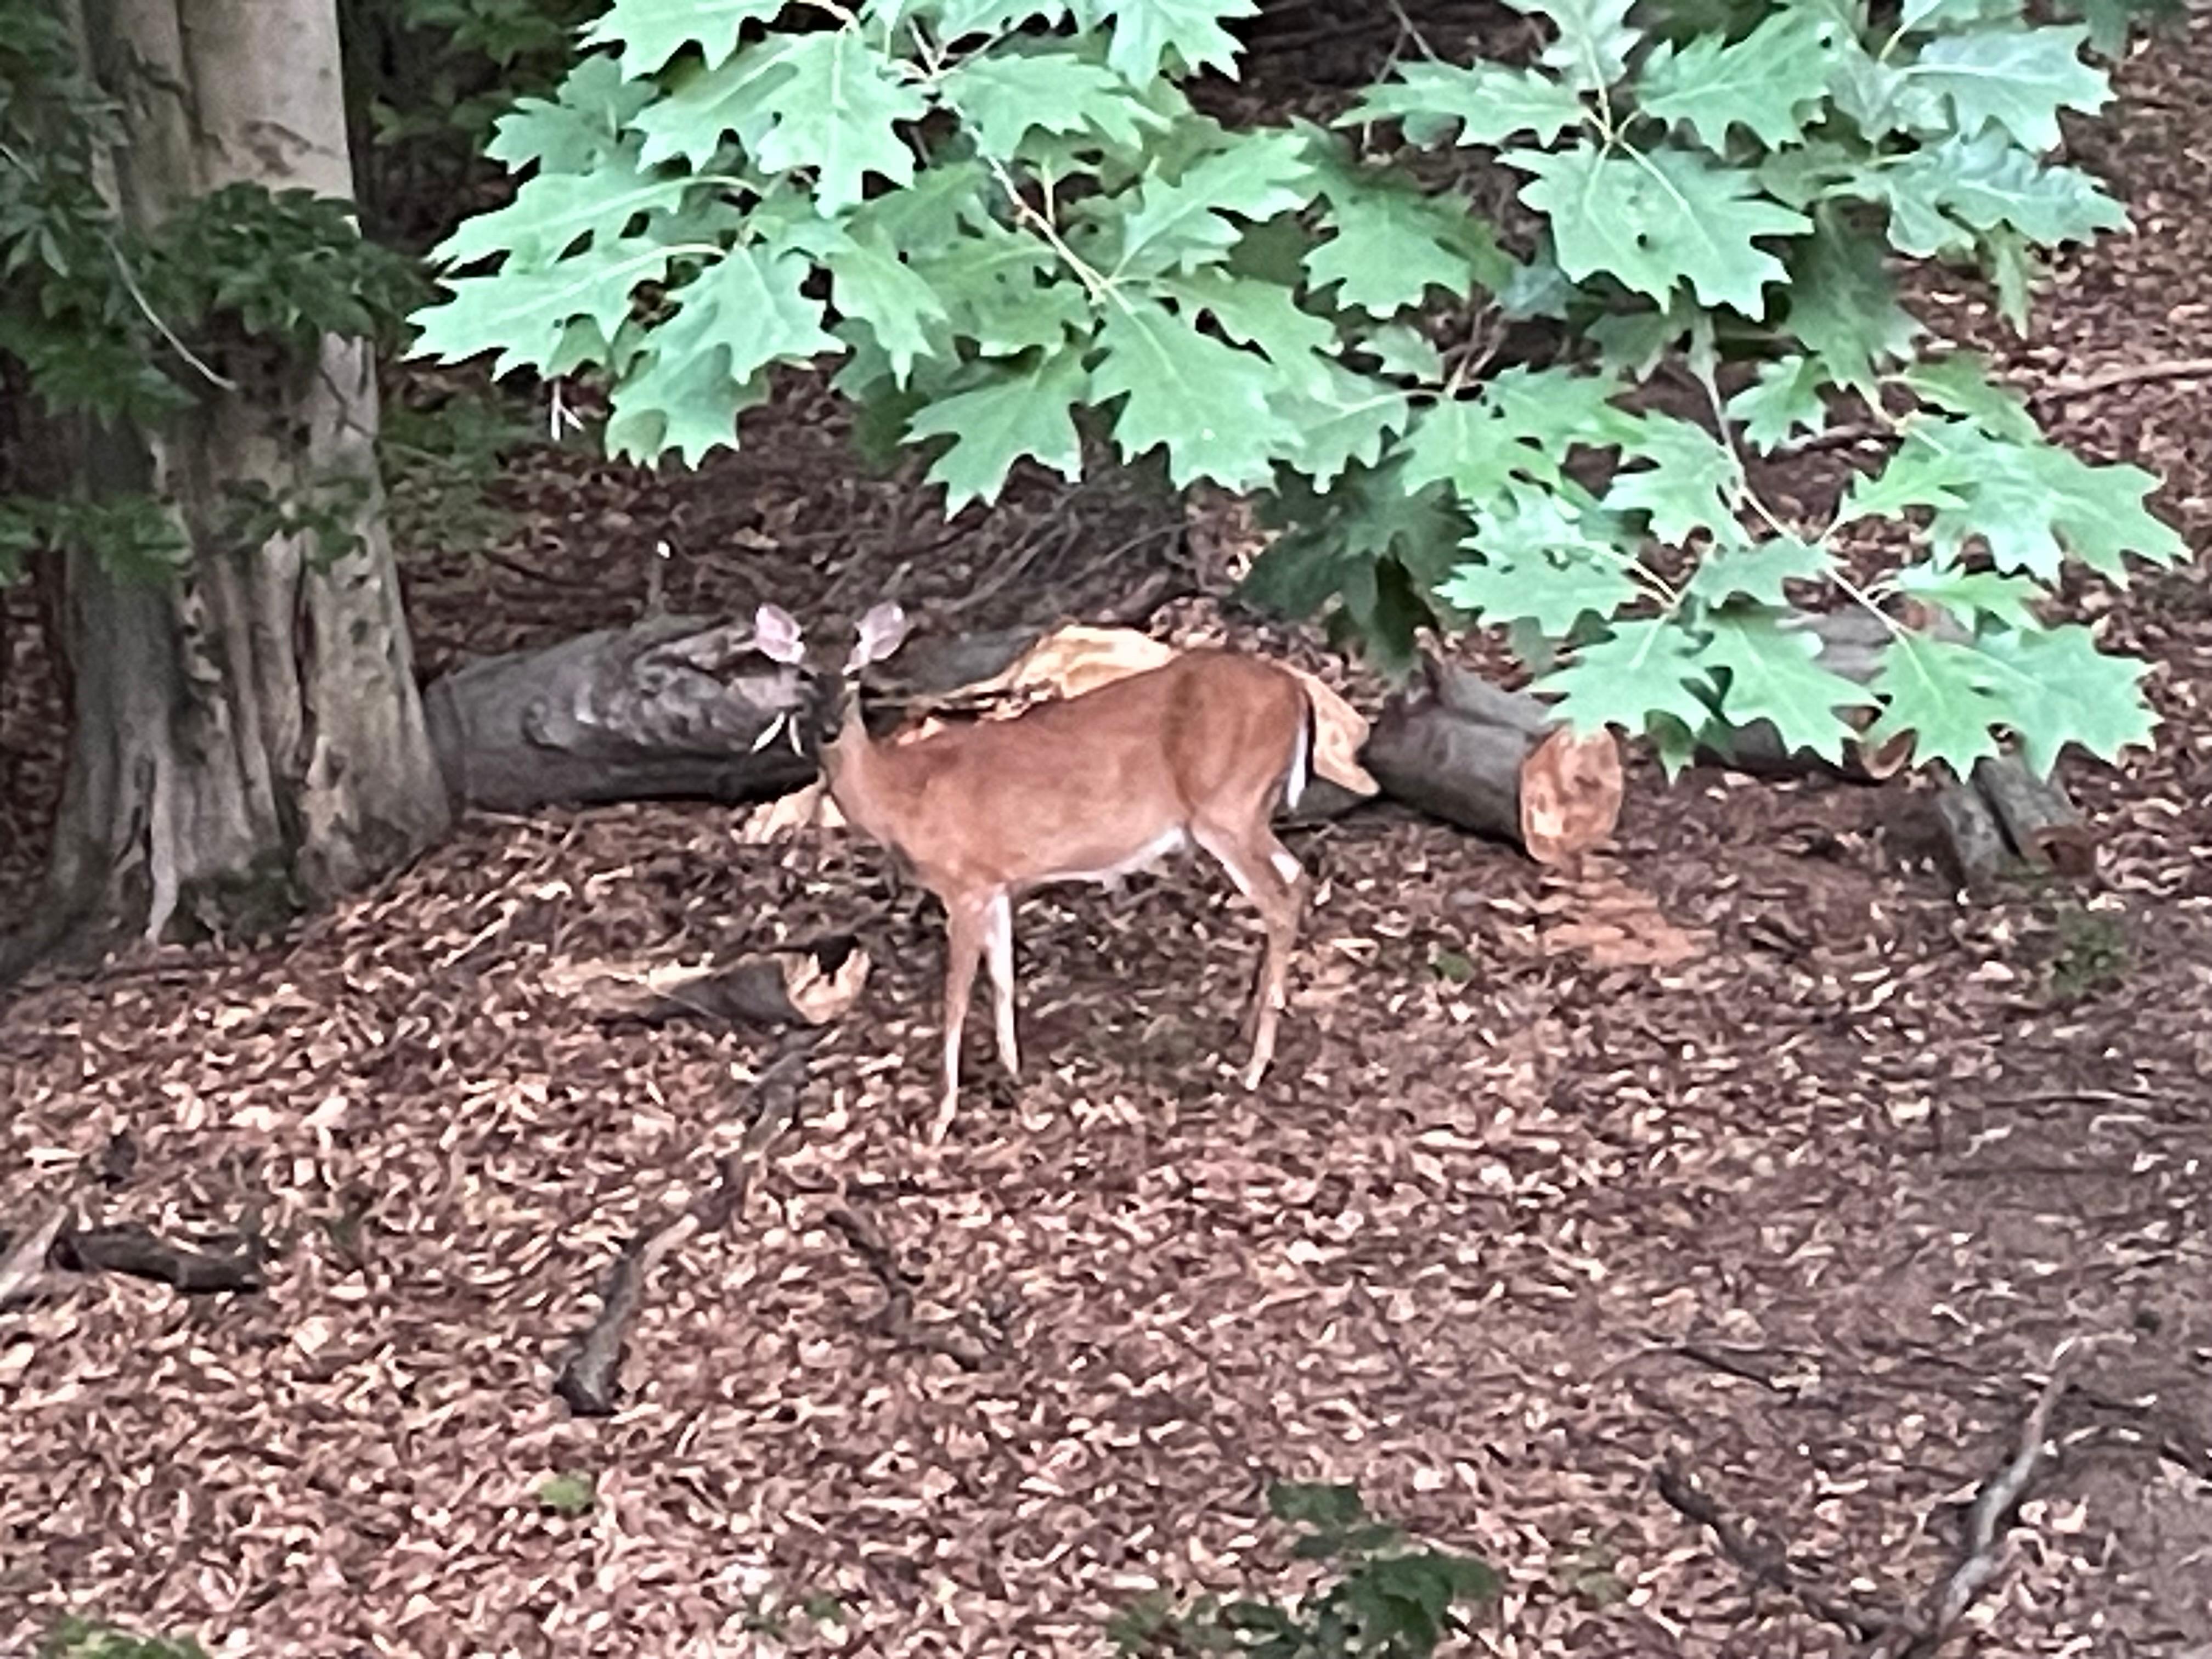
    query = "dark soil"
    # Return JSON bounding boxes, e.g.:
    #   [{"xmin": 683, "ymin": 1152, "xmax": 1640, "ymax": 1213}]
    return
[{"xmin": 3, "ymin": 12, "xmax": 2209, "ymax": 1656}]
